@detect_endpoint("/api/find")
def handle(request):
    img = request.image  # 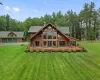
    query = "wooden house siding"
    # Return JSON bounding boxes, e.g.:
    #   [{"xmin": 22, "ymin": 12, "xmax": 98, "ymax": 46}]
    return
[{"xmin": 0, "ymin": 38, "xmax": 2, "ymax": 43}]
